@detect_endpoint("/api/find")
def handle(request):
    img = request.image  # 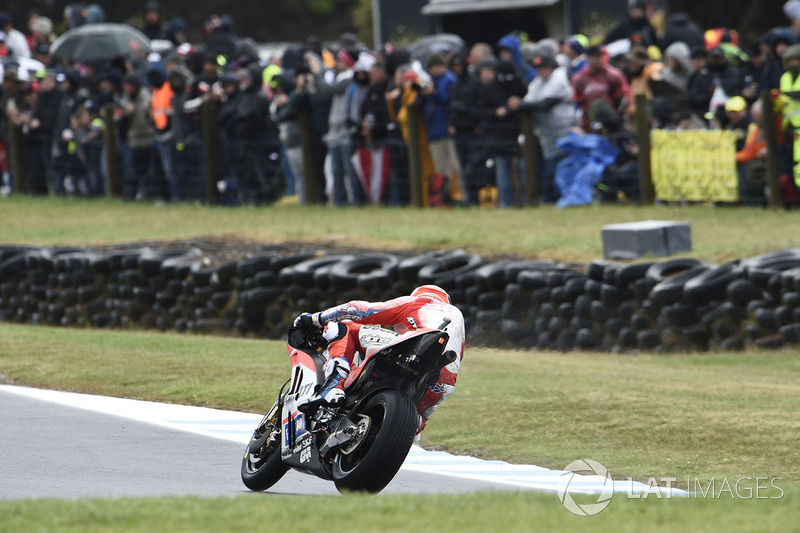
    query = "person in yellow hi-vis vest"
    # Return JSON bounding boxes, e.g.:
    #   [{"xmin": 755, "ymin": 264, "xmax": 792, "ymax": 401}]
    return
[{"xmin": 779, "ymin": 44, "xmax": 800, "ymax": 189}]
